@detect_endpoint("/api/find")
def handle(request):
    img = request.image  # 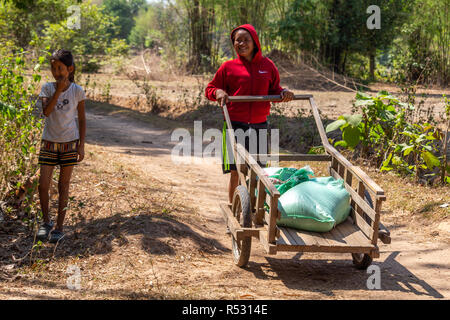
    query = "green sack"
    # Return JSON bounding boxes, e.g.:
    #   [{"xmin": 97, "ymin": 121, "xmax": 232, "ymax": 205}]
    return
[
  {"xmin": 262, "ymin": 166, "xmax": 314, "ymax": 194},
  {"xmin": 276, "ymin": 176, "xmax": 351, "ymax": 233},
  {"xmin": 262, "ymin": 167, "xmax": 285, "ymax": 177}
]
